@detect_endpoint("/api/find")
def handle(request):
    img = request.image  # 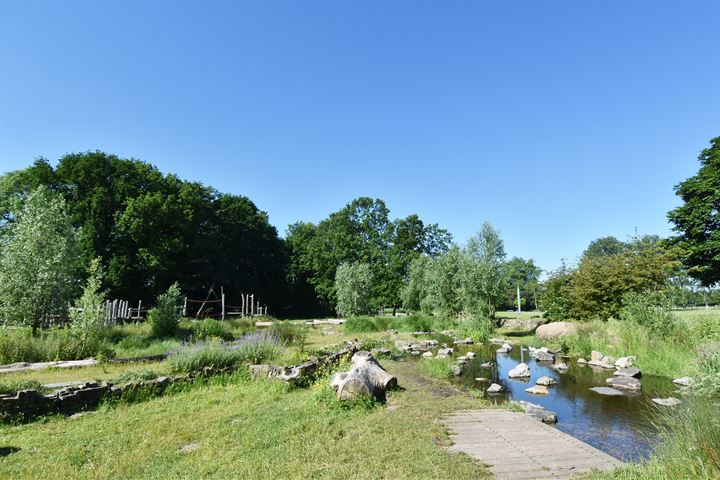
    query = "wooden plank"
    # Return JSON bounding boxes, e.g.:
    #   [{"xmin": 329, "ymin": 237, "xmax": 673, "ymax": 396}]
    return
[{"xmin": 445, "ymin": 410, "xmax": 622, "ymax": 479}]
